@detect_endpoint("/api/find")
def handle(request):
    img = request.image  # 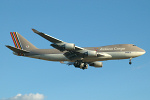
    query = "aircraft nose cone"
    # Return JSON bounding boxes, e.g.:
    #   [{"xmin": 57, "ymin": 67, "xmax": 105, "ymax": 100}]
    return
[
  {"xmin": 143, "ymin": 50, "xmax": 146, "ymax": 55},
  {"xmin": 140, "ymin": 49, "xmax": 146, "ymax": 55}
]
